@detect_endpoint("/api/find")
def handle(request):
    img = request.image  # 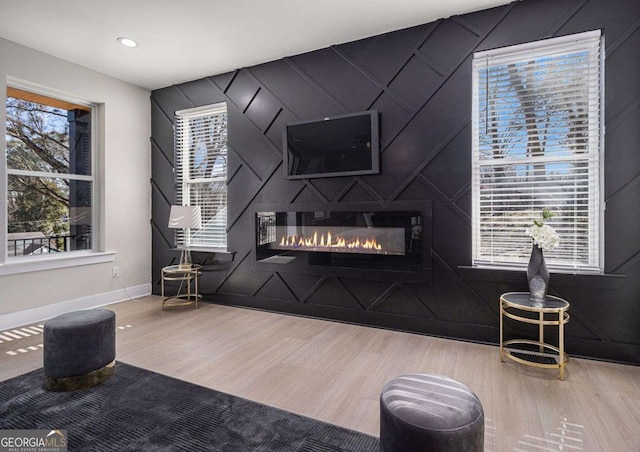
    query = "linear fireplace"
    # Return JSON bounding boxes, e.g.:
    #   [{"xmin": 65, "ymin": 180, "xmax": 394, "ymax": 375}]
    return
[
  {"xmin": 272, "ymin": 219, "xmax": 405, "ymax": 256},
  {"xmin": 253, "ymin": 202, "xmax": 431, "ymax": 280}
]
